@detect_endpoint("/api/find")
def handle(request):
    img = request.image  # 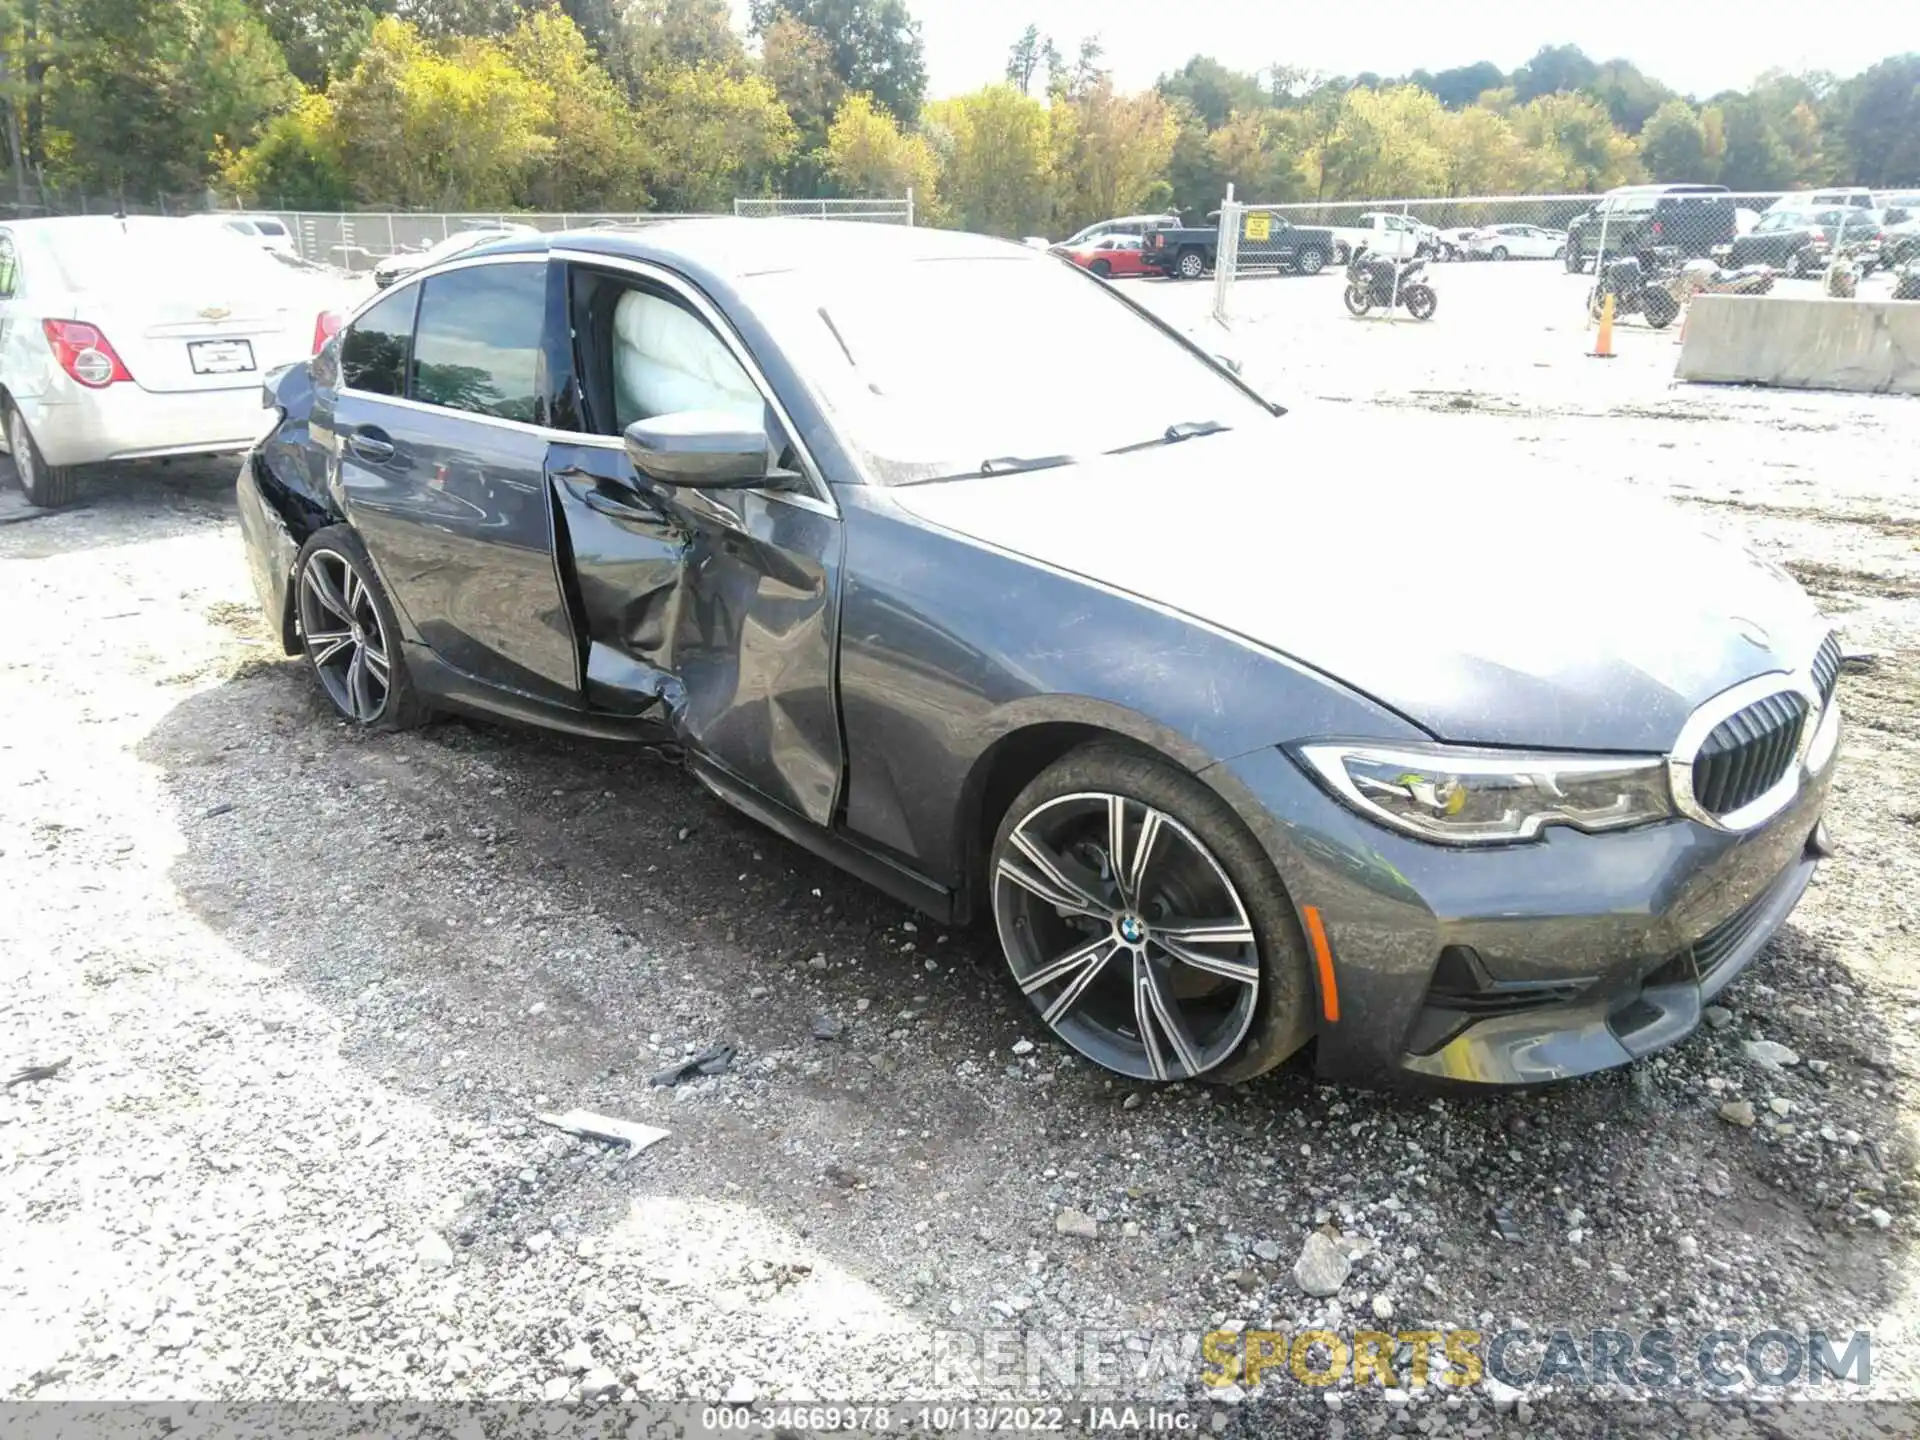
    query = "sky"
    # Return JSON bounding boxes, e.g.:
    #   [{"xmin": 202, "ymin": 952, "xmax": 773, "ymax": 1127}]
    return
[{"xmin": 894, "ymin": 0, "xmax": 1902, "ymax": 100}]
